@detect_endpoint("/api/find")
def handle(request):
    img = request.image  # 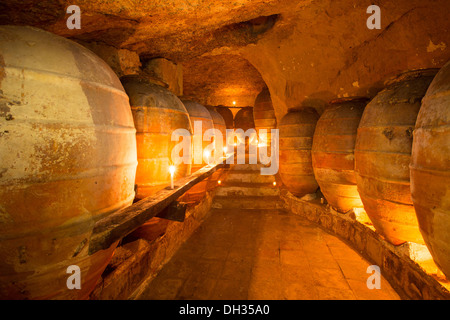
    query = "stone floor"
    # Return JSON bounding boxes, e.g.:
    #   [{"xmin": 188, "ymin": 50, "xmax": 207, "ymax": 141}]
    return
[{"xmin": 136, "ymin": 208, "xmax": 401, "ymax": 300}]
